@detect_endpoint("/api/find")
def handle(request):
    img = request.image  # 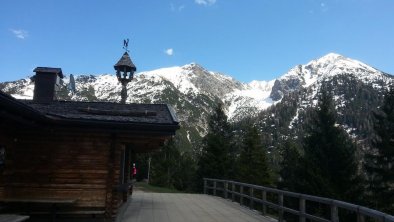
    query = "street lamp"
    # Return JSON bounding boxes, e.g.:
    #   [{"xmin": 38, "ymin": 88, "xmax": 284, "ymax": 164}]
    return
[{"xmin": 114, "ymin": 40, "xmax": 137, "ymax": 104}]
